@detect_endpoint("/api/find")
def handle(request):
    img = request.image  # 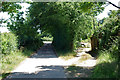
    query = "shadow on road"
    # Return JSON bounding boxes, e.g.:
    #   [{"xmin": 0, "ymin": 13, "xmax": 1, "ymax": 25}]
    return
[
  {"xmin": 30, "ymin": 43, "xmax": 57, "ymax": 58},
  {"xmin": 4, "ymin": 66, "xmax": 66, "ymax": 79}
]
